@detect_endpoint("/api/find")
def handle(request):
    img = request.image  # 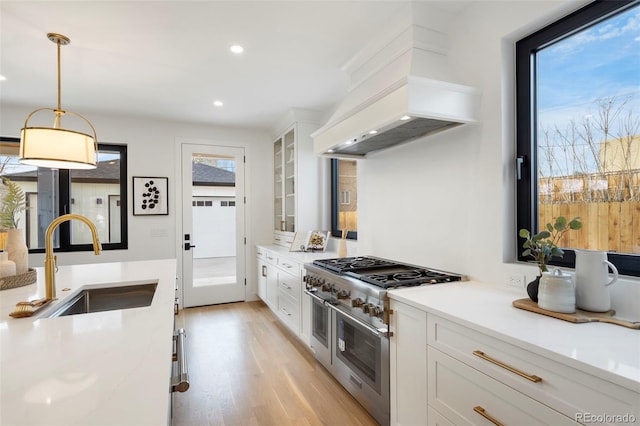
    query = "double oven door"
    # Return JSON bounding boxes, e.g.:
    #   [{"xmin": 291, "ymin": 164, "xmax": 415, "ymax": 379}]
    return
[{"xmin": 306, "ymin": 291, "xmax": 390, "ymax": 426}]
